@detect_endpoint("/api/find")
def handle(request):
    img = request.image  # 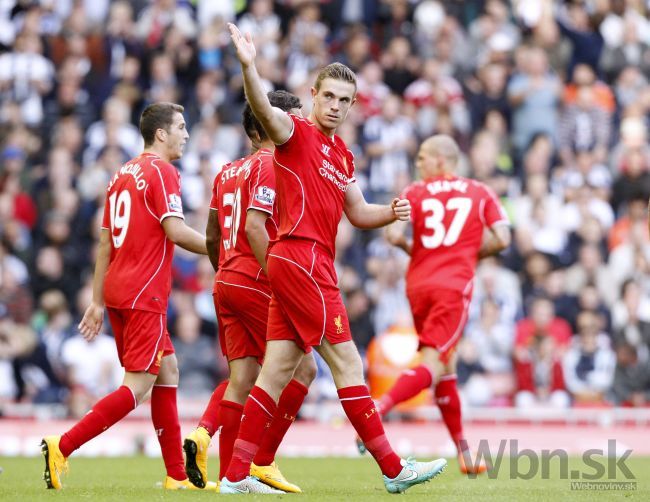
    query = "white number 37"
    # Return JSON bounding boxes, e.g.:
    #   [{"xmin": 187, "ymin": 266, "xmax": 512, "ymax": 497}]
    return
[{"xmin": 421, "ymin": 197, "xmax": 471, "ymax": 249}]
